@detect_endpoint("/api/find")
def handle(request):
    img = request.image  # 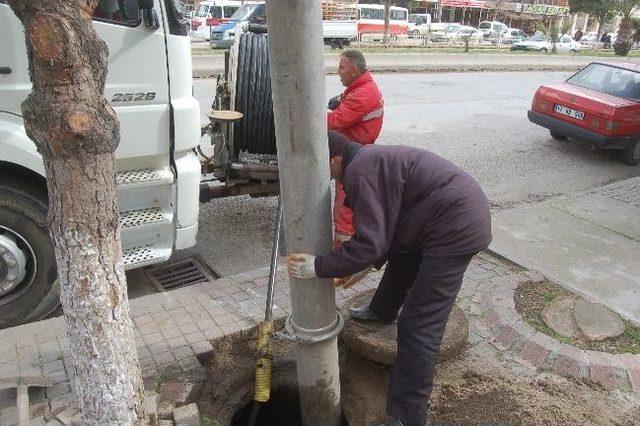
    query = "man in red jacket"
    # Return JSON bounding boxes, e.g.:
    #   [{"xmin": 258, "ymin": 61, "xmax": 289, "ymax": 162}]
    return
[{"xmin": 328, "ymin": 50, "xmax": 384, "ymax": 246}]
